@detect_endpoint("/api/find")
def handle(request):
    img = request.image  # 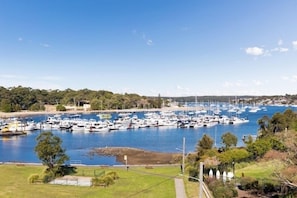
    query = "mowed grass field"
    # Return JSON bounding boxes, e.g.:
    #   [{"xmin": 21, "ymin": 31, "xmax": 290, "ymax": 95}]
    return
[
  {"xmin": 0, "ymin": 164, "xmax": 180, "ymax": 198},
  {"xmin": 235, "ymin": 159, "xmax": 284, "ymax": 180}
]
